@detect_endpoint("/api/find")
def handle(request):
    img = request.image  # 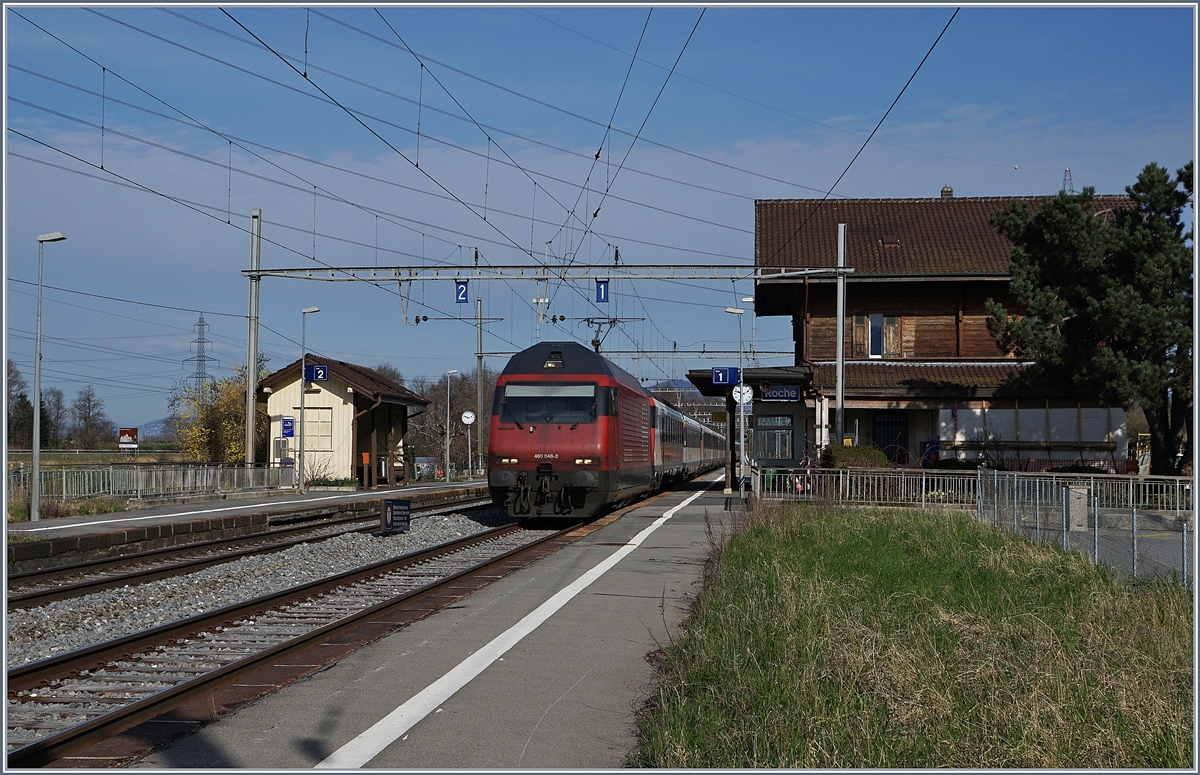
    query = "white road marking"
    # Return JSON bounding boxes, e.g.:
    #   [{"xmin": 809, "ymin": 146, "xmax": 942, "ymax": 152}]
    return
[
  {"xmin": 8, "ymin": 484, "xmax": 475, "ymax": 534},
  {"xmin": 314, "ymin": 478, "xmax": 720, "ymax": 769}
]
